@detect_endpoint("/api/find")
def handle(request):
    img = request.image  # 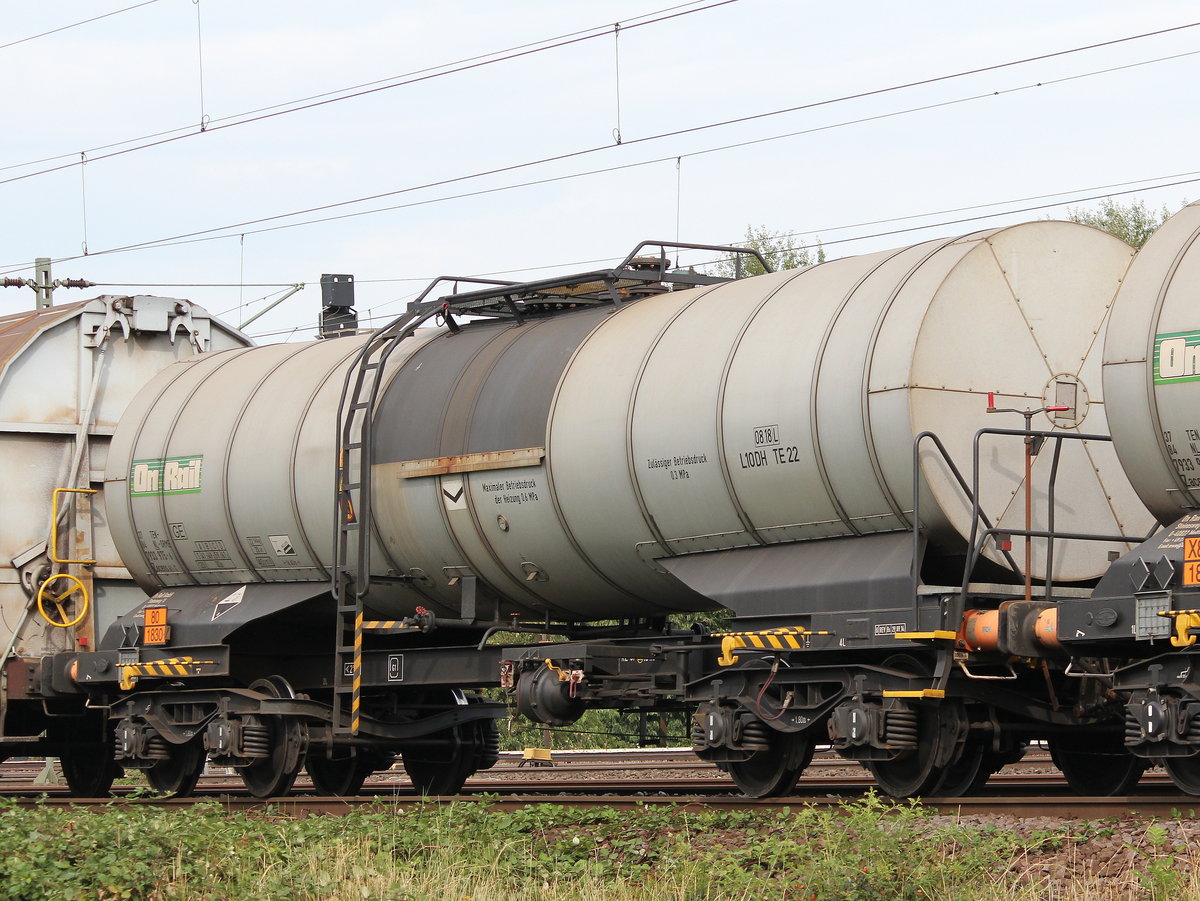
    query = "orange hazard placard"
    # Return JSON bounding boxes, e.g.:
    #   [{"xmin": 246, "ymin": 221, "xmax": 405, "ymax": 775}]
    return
[
  {"xmin": 143, "ymin": 606, "xmax": 169, "ymax": 645},
  {"xmin": 1186, "ymin": 536, "xmax": 1200, "ymax": 587}
]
